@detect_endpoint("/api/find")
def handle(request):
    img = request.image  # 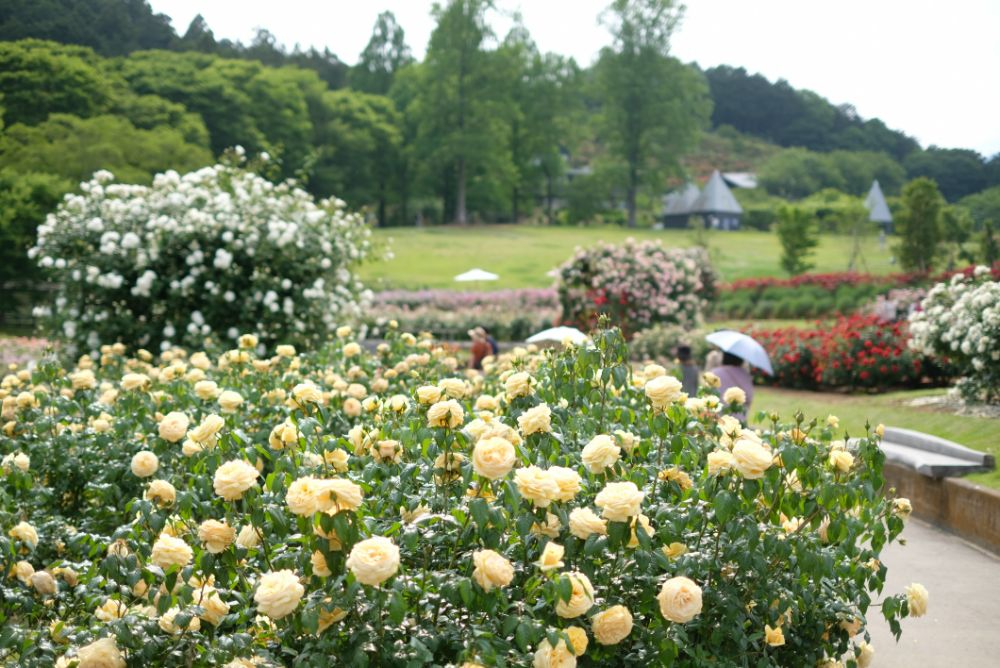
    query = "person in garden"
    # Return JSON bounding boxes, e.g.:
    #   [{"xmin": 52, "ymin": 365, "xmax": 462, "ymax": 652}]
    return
[
  {"xmin": 710, "ymin": 351, "xmax": 754, "ymax": 422},
  {"xmin": 468, "ymin": 327, "xmax": 490, "ymax": 370},
  {"xmin": 676, "ymin": 345, "xmax": 700, "ymax": 397},
  {"xmin": 481, "ymin": 326, "xmax": 499, "ymax": 356}
]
